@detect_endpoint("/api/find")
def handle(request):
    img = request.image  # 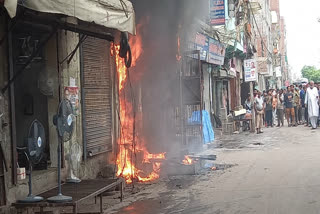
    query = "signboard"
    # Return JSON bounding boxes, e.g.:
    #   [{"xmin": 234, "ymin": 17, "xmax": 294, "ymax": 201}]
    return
[
  {"xmin": 64, "ymin": 86, "xmax": 79, "ymax": 115},
  {"xmin": 285, "ymin": 80, "xmax": 290, "ymax": 87},
  {"xmin": 209, "ymin": 38, "xmax": 226, "ymax": 65},
  {"xmin": 275, "ymin": 67, "xmax": 282, "ymax": 77},
  {"xmin": 194, "ymin": 33, "xmax": 209, "ymax": 61},
  {"xmin": 210, "ymin": 0, "xmax": 225, "ymax": 26},
  {"xmin": 244, "ymin": 59, "xmax": 257, "ymax": 82}
]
